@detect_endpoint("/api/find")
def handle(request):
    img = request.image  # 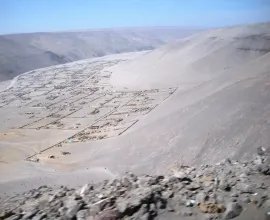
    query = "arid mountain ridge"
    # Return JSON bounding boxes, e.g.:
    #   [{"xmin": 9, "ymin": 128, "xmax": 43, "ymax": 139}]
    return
[{"xmin": 0, "ymin": 27, "xmax": 200, "ymax": 81}]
